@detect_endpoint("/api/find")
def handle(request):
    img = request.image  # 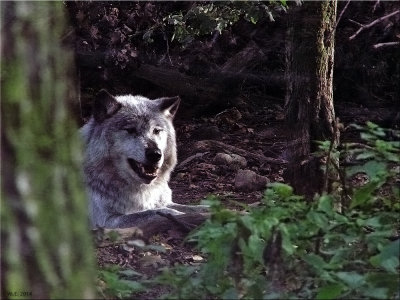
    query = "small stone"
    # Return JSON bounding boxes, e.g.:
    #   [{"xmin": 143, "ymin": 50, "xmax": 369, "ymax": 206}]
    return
[
  {"xmin": 192, "ymin": 255, "xmax": 204, "ymax": 261},
  {"xmin": 175, "ymin": 172, "xmax": 186, "ymax": 180},
  {"xmin": 234, "ymin": 169, "xmax": 269, "ymax": 192}
]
